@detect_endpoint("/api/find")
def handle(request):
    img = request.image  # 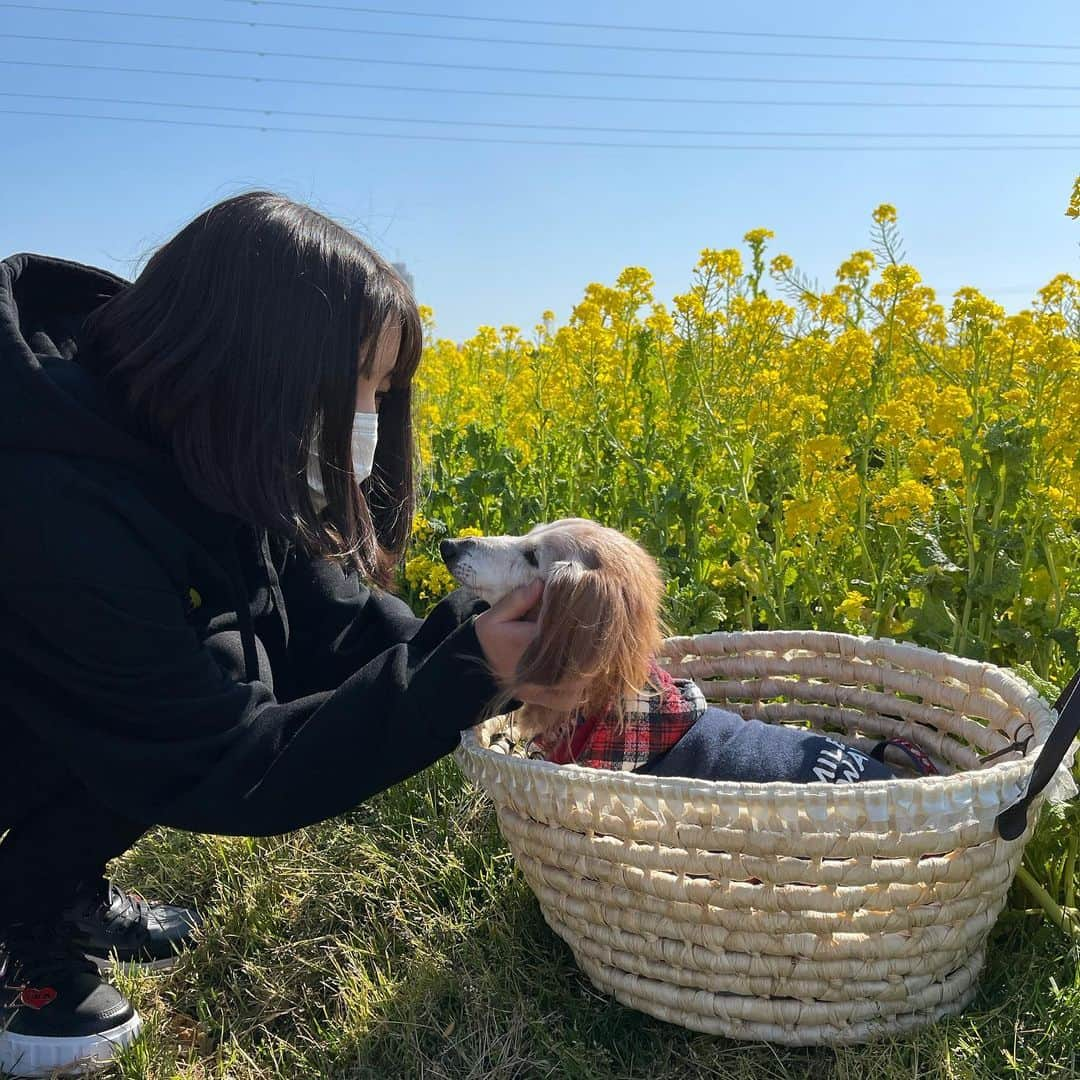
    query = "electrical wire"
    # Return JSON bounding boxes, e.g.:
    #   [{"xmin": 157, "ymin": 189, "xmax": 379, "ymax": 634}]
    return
[
  {"xmin": 3, "ymin": 106, "xmax": 1078, "ymax": 150},
  {"xmin": 221, "ymin": 0, "xmax": 1080, "ymax": 54},
  {"xmin": 3, "ymin": 90, "xmax": 1076, "ymax": 139},
  {"xmin": 3, "ymin": 3, "xmax": 1080, "ymax": 68},
  {"xmin": 8, "ymin": 33, "xmax": 1080, "ymax": 92},
  {"xmin": 5, "ymin": 57, "xmax": 1079, "ymax": 109}
]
